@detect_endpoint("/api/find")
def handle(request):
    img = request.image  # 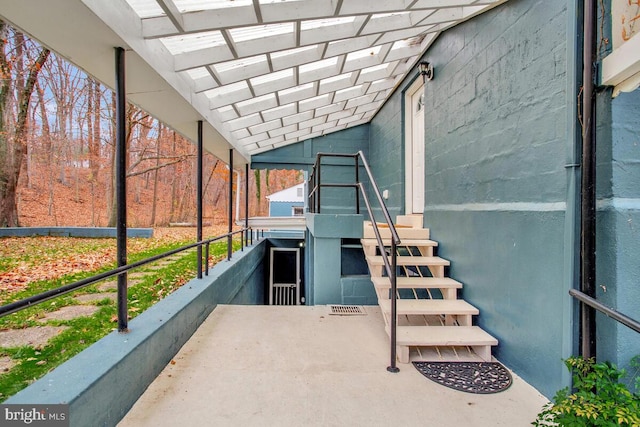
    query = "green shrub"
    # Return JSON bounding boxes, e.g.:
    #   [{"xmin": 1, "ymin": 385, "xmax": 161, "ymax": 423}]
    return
[{"xmin": 533, "ymin": 356, "xmax": 640, "ymax": 427}]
